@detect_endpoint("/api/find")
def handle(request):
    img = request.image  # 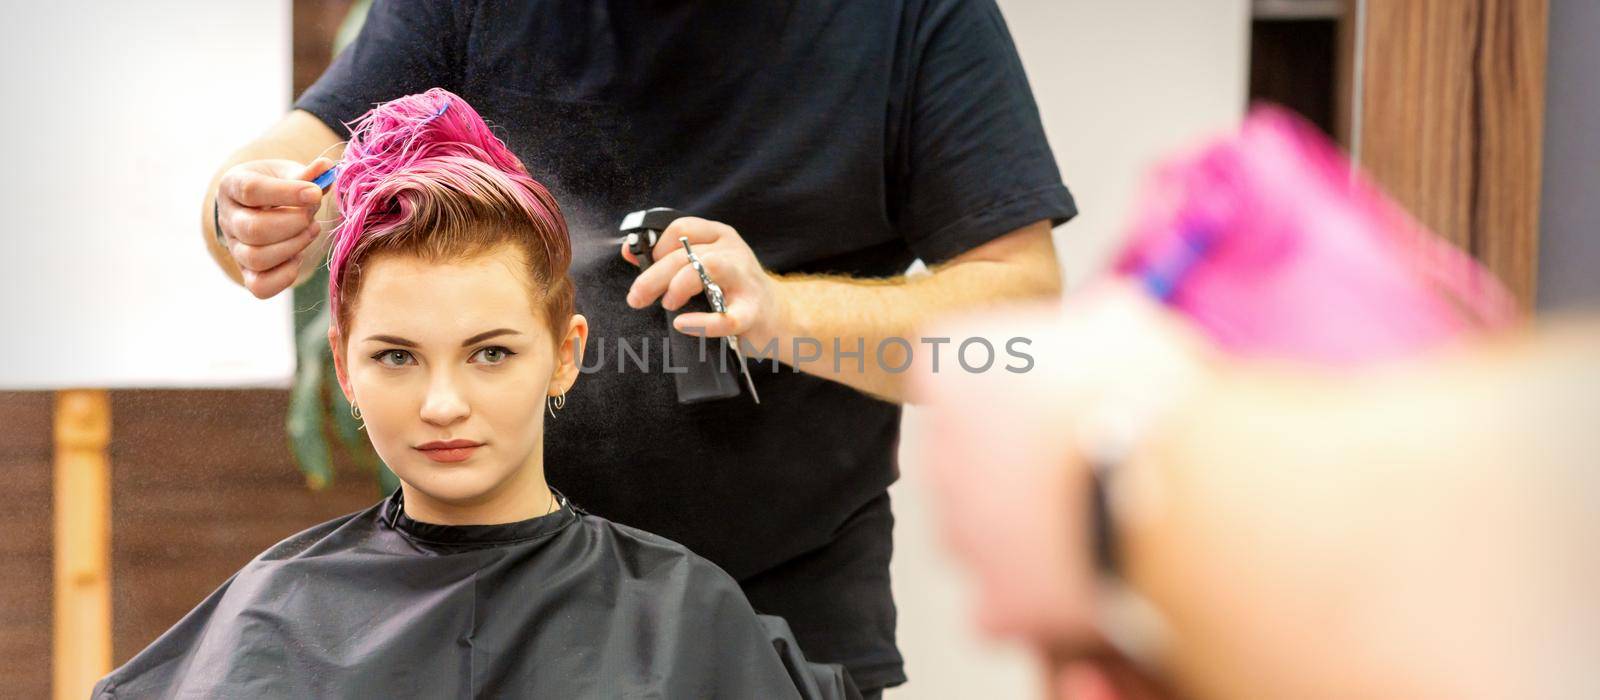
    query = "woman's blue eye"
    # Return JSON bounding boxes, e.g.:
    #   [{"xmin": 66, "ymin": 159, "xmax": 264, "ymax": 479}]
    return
[
  {"xmin": 372, "ymin": 349, "xmax": 414, "ymax": 367},
  {"xmin": 369, "ymin": 347, "xmax": 515, "ymax": 367},
  {"xmin": 472, "ymin": 346, "xmax": 517, "ymax": 365}
]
